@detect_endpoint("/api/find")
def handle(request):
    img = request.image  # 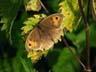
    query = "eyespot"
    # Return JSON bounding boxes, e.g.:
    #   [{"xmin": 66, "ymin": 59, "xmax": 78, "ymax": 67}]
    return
[
  {"xmin": 43, "ymin": 48, "xmax": 45, "ymax": 51},
  {"xmin": 37, "ymin": 50, "xmax": 40, "ymax": 52},
  {"xmin": 29, "ymin": 43, "xmax": 31, "ymax": 46},
  {"xmin": 55, "ymin": 16, "xmax": 59, "ymax": 20}
]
